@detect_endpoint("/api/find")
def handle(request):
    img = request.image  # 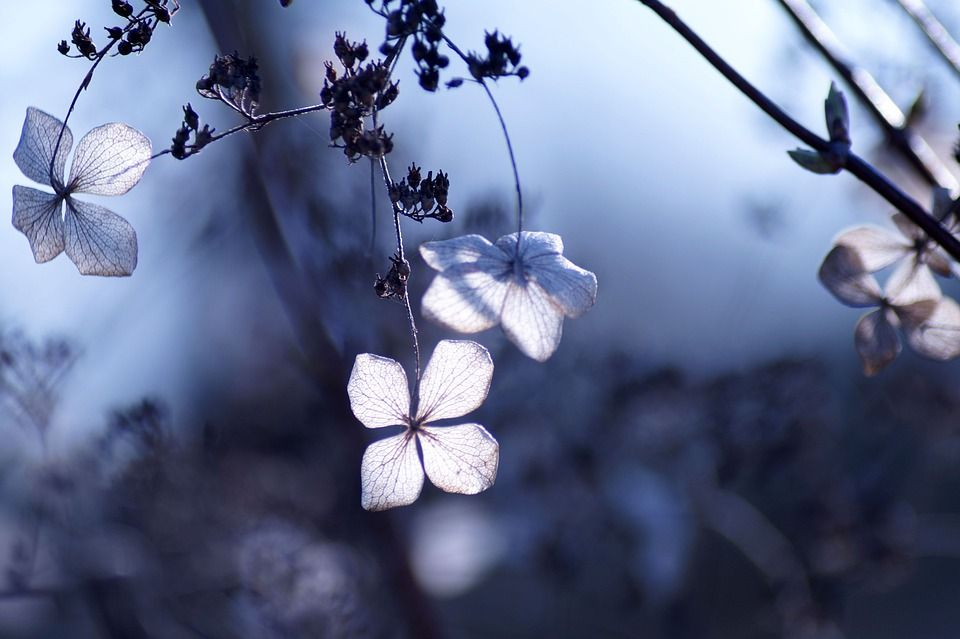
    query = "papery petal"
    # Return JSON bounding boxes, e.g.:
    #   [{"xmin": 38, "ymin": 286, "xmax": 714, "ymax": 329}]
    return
[
  {"xmin": 495, "ymin": 231, "xmax": 563, "ymax": 260},
  {"xmin": 421, "ymin": 266, "xmax": 509, "ymax": 334},
  {"xmin": 923, "ymin": 248, "xmax": 953, "ymax": 278},
  {"xmin": 63, "ymin": 198, "xmax": 138, "ymax": 276},
  {"xmin": 904, "ymin": 297, "xmax": 960, "ymax": 361},
  {"xmin": 416, "ymin": 340, "xmax": 493, "ymax": 423},
  {"xmin": 818, "ymin": 245, "xmax": 883, "ymax": 307},
  {"xmin": 68, "ymin": 123, "xmax": 151, "ymax": 196},
  {"xmin": 419, "ymin": 234, "xmax": 508, "ymax": 272},
  {"xmin": 13, "ymin": 107, "xmax": 72, "ymax": 188},
  {"xmin": 347, "ymin": 353, "xmax": 411, "ymax": 428},
  {"xmin": 886, "ymin": 259, "xmax": 940, "ymax": 308},
  {"xmin": 501, "ymin": 279, "xmax": 565, "ymax": 362},
  {"xmin": 418, "ymin": 423, "xmax": 498, "ymax": 495},
  {"xmin": 833, "ymin": 225, "xmax": 908, "ymax": 271},
  {"xmin": 854, "ymin": 309, "xmax": 901, "ymax": 376},
  {"xmin": 525, "ymin": 252, "xmax": 597, "ymax": 318},
  {"xmin": 360, "ymin": 432, "xmax": 423, "ymax": 511},
  {"xmin": 12, "ymin": 186, "xmax": 64, "ymax": 263},
  {"xmin": 891, "ymin": 213, "xmax": 925, "ymax": 242}
]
